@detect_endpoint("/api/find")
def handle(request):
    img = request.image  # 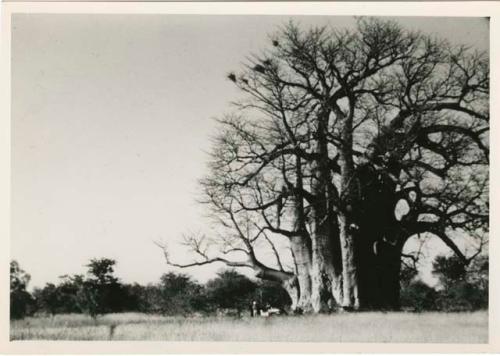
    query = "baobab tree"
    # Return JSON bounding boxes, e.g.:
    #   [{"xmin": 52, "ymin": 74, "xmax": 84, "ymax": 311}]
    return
[{"xmin": 158, "ymin": 18, "xmax": 489, "ymax": 313}]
